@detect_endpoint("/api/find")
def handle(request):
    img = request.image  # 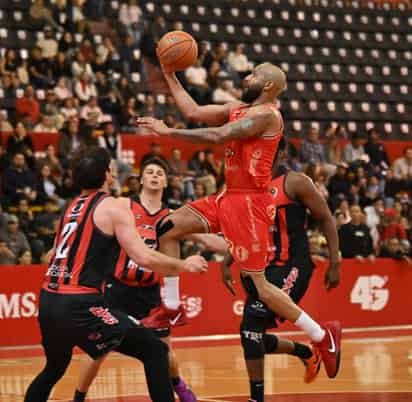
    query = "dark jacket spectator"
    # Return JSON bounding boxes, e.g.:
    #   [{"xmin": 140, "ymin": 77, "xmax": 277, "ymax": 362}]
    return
[
  {"xmin": 2, "ymin": 153, "xmax": 37, "ymax": 205},
  {"xmin": 6, "ymin": 122, "xmax": 35, "ymax": 169},
  {"xmin": 364, "ymin": 129, "xmax": 389, "ymax": 169},
  {"xmin": 339, "ymin": 205, "xmax": 374, "ymax": 258},
  {"xmin": 0, "ymin": 214, "xmax": 30, "ymax": 264}
]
